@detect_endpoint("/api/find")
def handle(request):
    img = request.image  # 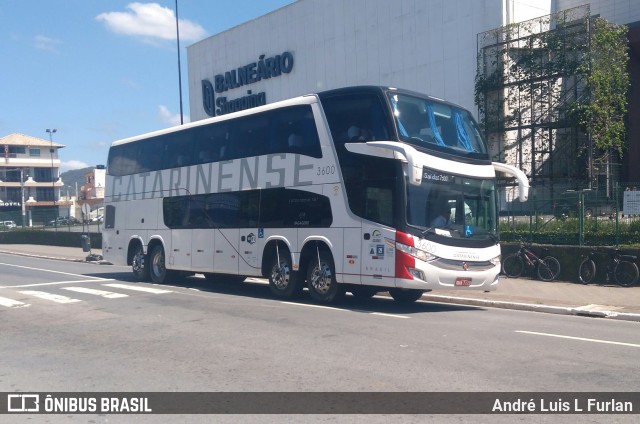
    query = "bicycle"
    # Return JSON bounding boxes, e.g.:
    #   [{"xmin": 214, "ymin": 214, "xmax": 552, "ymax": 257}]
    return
[
  {"xmin": 578, "ymin": 248, "xmax": 639, "ymax": 287},
  {"xmin": 502, "ymin": 241, "xmax": 561, "ymax": 282}
]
